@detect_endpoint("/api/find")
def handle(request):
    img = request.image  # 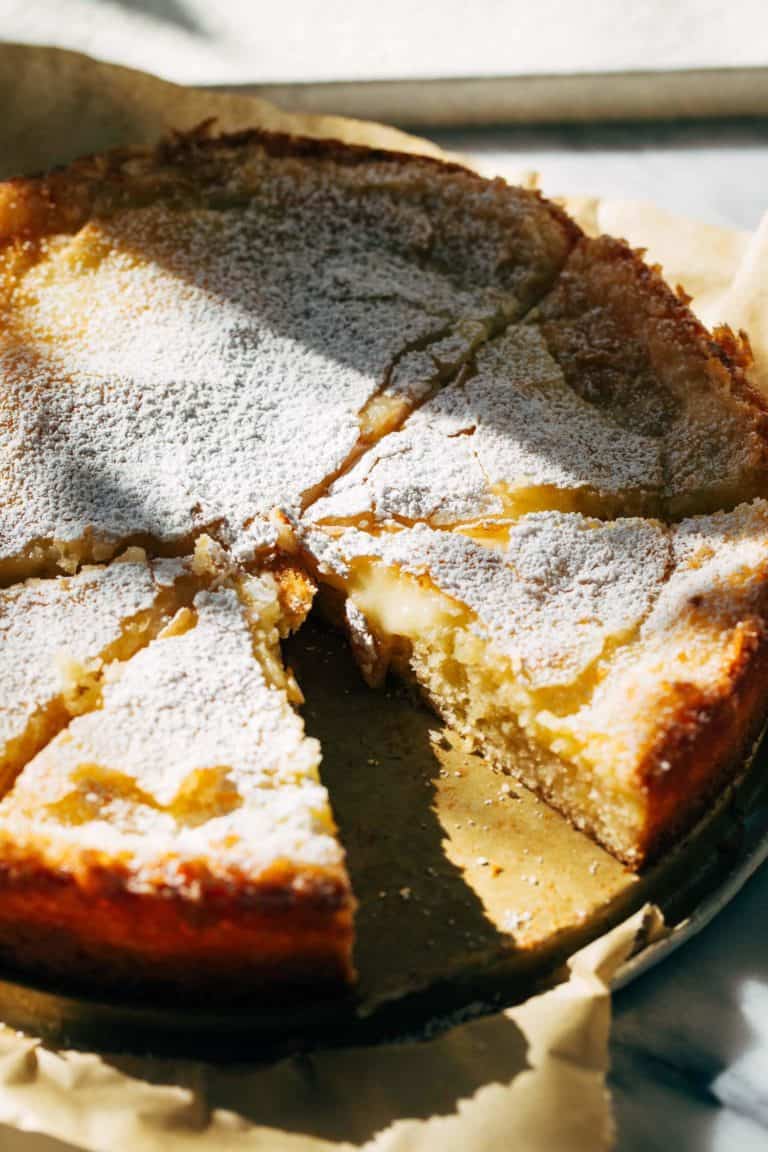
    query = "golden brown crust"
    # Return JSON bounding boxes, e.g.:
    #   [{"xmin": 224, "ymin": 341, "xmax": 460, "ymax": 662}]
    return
[
  {"xmin": 0, "ymin": 123, "xmax": 580, "ymax": 247},
  {"xmin": 0, "ymin": 123, "xmax": 765, "ymax": 1014},
  {"xmin": 634, "ymin": 620, "xmax": 768, "ymax": 865},
  {"xmin": 537, "ymin": 234, "xmax": 761, "ymax": 416},
  {"xmin": 306, "ymin": 523, "xmax": 768, "ymax": 873},
  {"xmin": 0, "ymin": 850, "xmax": 354, "ymax": 1002},
  {"xmin": 268, "ymin": 558, "xmax": 318, "ymax": 634}
]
